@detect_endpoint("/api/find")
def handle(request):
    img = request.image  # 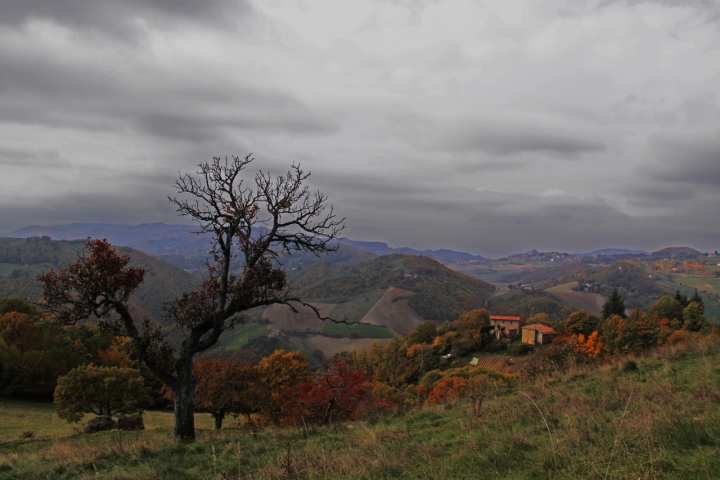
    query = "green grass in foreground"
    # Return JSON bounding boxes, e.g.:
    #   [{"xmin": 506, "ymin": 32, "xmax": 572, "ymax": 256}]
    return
[
  {"xmin": 321, "ymin": 321, "xmax": 394, "ymax": 339},
  {"xmin": 2, "ymin": 337, "xmax": 720, "ymax": 479}
]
